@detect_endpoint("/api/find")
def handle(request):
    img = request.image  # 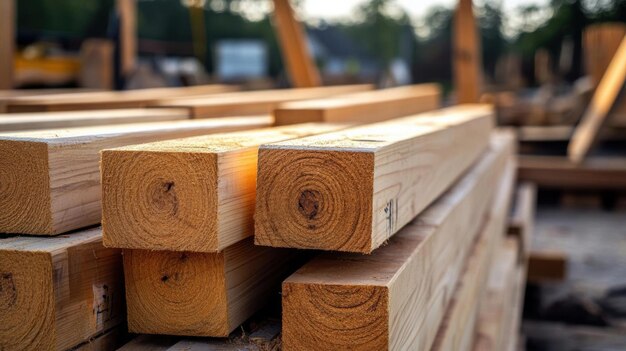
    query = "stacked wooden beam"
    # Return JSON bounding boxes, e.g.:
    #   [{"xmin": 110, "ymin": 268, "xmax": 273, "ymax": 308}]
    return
[{"xmin": 0, "ymin": 84, "xmax": 527, "ymax": 350}]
